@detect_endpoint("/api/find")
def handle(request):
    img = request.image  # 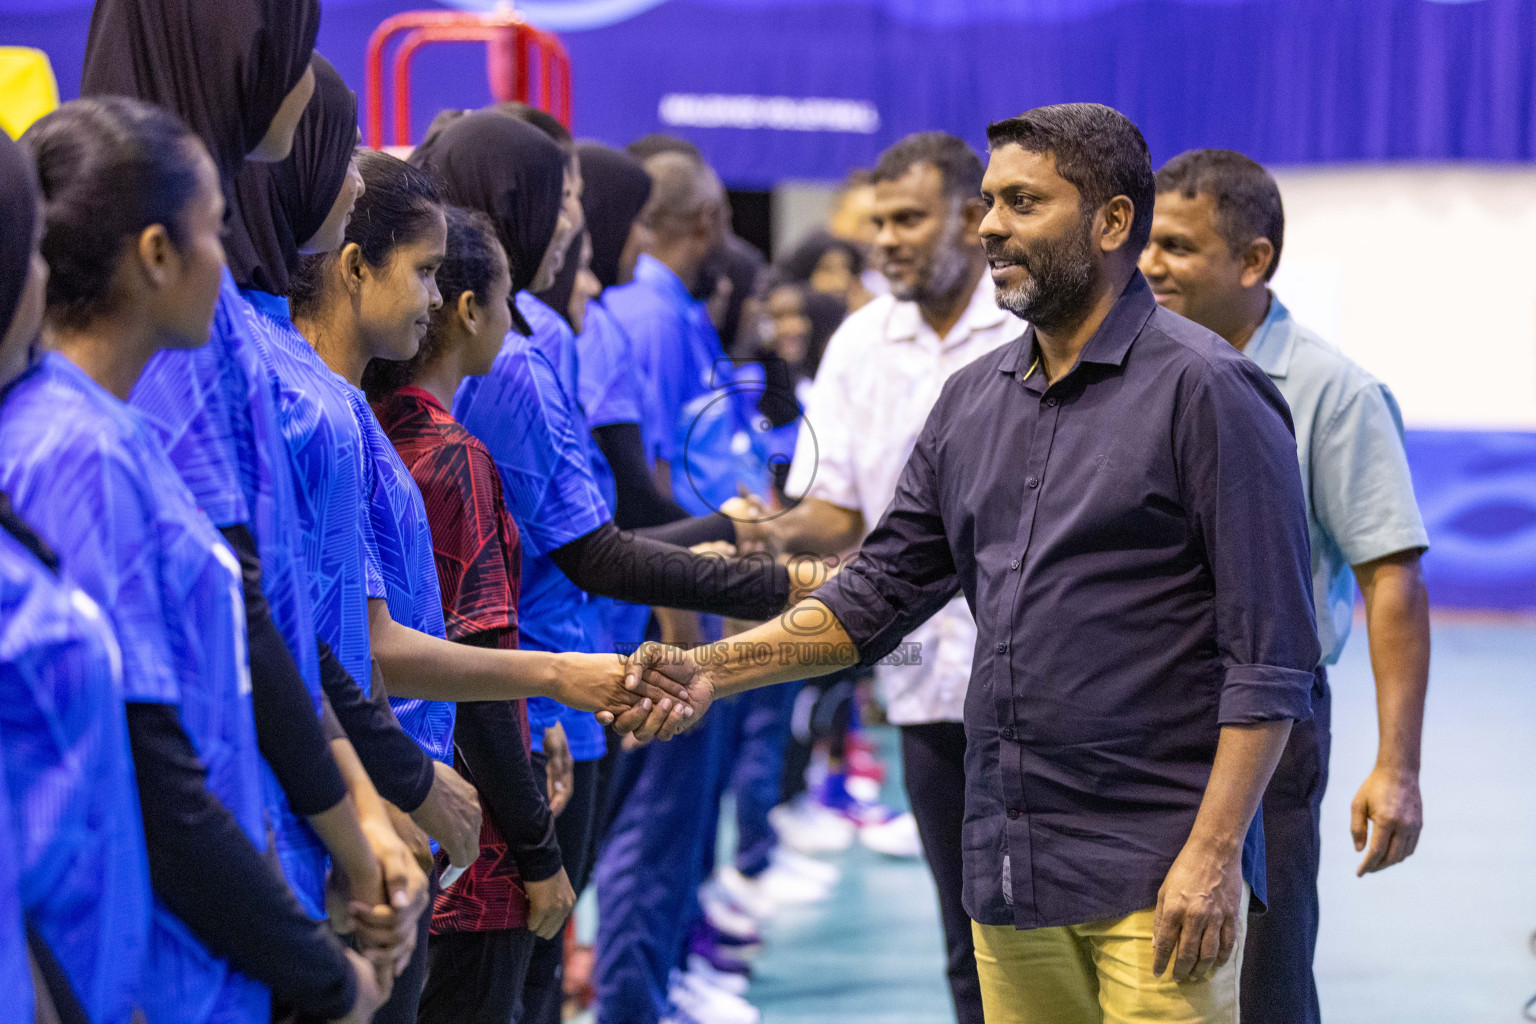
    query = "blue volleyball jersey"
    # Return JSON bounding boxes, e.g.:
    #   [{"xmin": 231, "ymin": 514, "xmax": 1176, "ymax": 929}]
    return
[
  {"xmin": 0, "ymin": 525, "xmax": 149, "ymax": 1024},
  {"xmin": 0, "ymin": 753, "xmax": 29, "ymax": 1024},
  {"xmin": 603, "ymin": 256, "xmax": 769, "ymax": 518},
  {"xmin": 0, "ymin": 353, "xmax": 268, "ymax": 1024},
  {"xmin": 575, "ymin": 299, "xmax": 655, "ymax": 652},
  {"xmin": 239, "ymin": 289, "xmax": 388, "ymax": 916},
  {"xmin": 351, "ymin": 387, "xmax": 455, "ymax": 764},
  {"xmin": 454, "ymin": 295, "xmax": 610, "ymax": 760},
  {"xmin": 241, "ymin": 291, "xmax": 381, "ymax": 692}
]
